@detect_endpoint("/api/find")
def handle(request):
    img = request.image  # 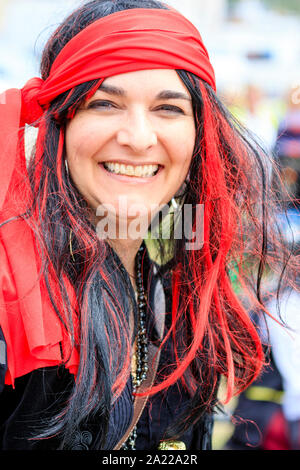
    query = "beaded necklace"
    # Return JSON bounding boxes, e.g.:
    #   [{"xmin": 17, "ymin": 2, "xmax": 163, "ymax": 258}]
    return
[{"xmin": 121, "ymin": 245, "xmax": 148, "ymax": 450}]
